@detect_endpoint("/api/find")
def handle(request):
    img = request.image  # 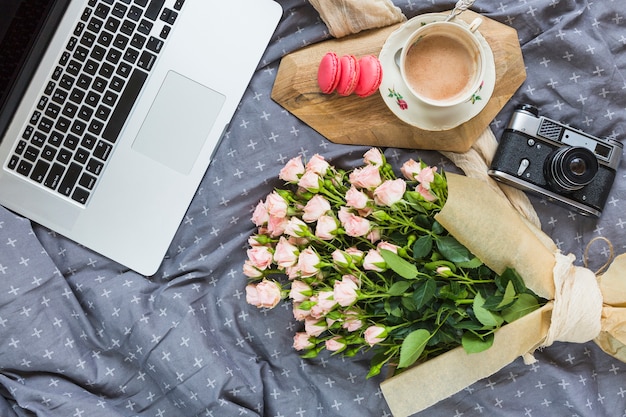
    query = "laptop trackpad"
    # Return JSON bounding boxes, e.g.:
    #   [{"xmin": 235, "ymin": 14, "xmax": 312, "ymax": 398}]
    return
[{"xmin": 132, "ymin": 71, "xmax": 226, "ymax": 175}]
